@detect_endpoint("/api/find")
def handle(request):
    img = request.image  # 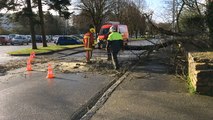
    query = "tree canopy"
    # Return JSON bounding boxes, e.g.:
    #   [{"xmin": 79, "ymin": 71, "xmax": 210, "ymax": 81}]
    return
[{"xmin": 75, "ymin": 0, "xmax": 146, "ymax": 37}]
